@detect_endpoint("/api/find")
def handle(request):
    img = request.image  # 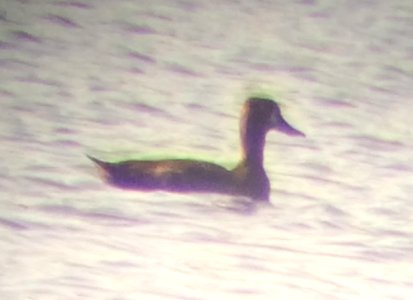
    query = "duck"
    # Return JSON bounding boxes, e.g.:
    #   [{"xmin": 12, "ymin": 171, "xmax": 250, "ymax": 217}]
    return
[{"xmin": 87, "ymin": 97, "xmax": 304, "ymax": 201}]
